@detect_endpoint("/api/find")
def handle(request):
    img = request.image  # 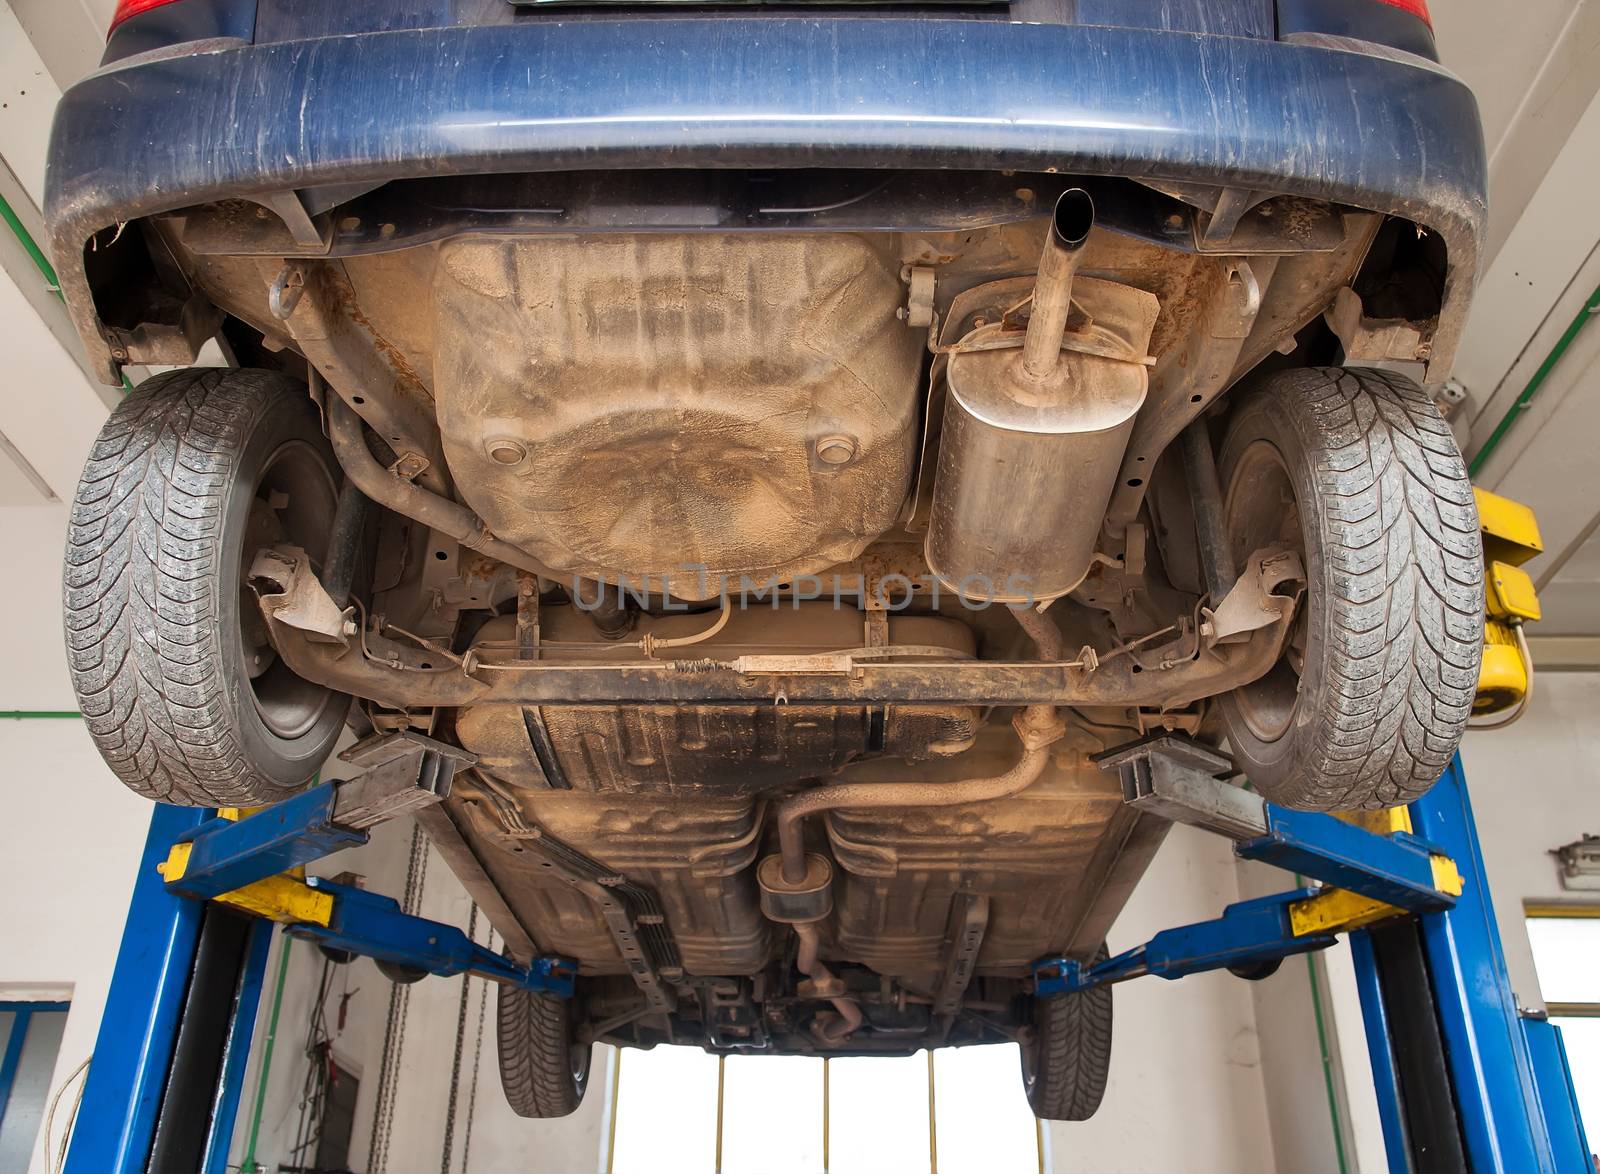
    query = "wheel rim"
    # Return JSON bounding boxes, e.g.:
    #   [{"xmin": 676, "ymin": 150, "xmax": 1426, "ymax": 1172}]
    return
[
  {"xmin": 1223, "ymin": 440, "xmax": 1306, "ymax": 745},
  {"xmin": 238, "ymin": 439, "xmax": 340, "ymax": 740}
]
